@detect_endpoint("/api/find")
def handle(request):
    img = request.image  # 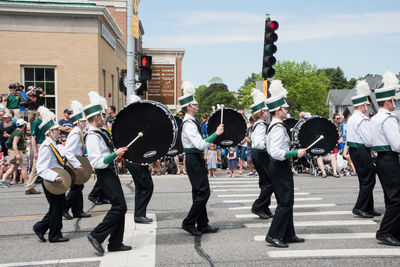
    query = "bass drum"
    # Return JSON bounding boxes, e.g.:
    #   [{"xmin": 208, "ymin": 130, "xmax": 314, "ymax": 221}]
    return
[
  {"xmin": 112, "ymin": 100, "xmax": 178, "ymax": 163},
  {"xmin": 297, "ymin": 117, "xmax": 338, "ymax": 157},
  {"xmin": 283, "ymin": 118, "xmax": 298, "ymax": 143},
  {"xmin": 167, "ymin": 116, "xmax": 183, "ymax": 156},
  {"xmin": 207, "ymin": 108, "xmax": 247, "ymax": 148}
]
